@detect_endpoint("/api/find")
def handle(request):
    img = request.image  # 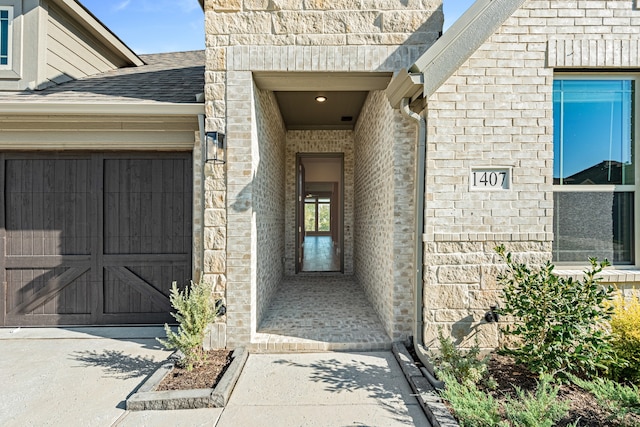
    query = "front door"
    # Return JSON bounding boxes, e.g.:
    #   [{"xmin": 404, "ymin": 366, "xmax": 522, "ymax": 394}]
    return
[
  {"xmin": 296, "ymin": 154, "xmax": 344, "ymax": 273},
  {"xmin": 297, "ymin": 162, "xmax": 305, "ymax": 273}
]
